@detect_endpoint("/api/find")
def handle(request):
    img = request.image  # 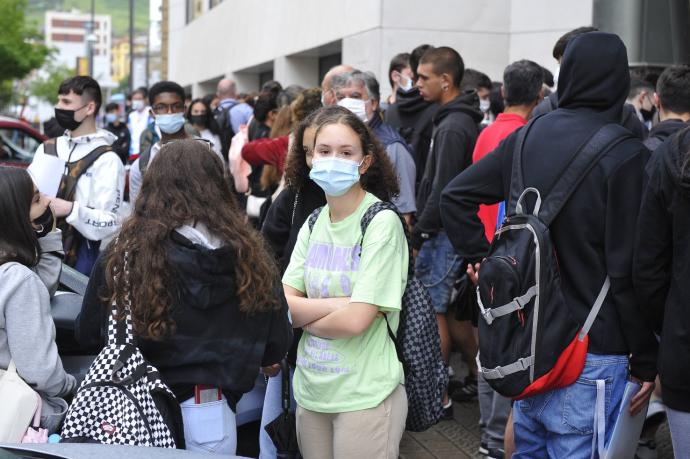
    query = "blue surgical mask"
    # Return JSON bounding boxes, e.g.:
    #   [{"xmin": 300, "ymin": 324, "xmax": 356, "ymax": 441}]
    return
[
  {"xmin": 105, "ymin": 113, "xmax": 118, "ymax": 124},
  {"xmin": 309, "ymin": 157, "xmax": 363, "ymax": 197},
  {"xmin": 155, "ymin": 113, "xmax": 185, "ymax": 134}
]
